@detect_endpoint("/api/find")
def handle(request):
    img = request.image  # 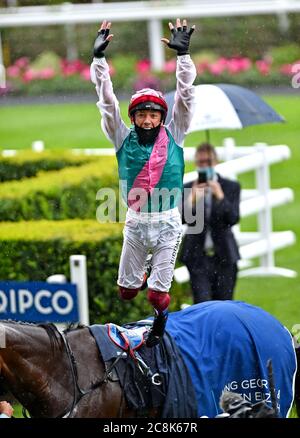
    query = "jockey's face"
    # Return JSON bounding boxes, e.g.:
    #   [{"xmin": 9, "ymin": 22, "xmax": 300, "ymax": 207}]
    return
[{"xmin": 134, "ymin": 110, "xmax": 162, "ymax": 129}]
